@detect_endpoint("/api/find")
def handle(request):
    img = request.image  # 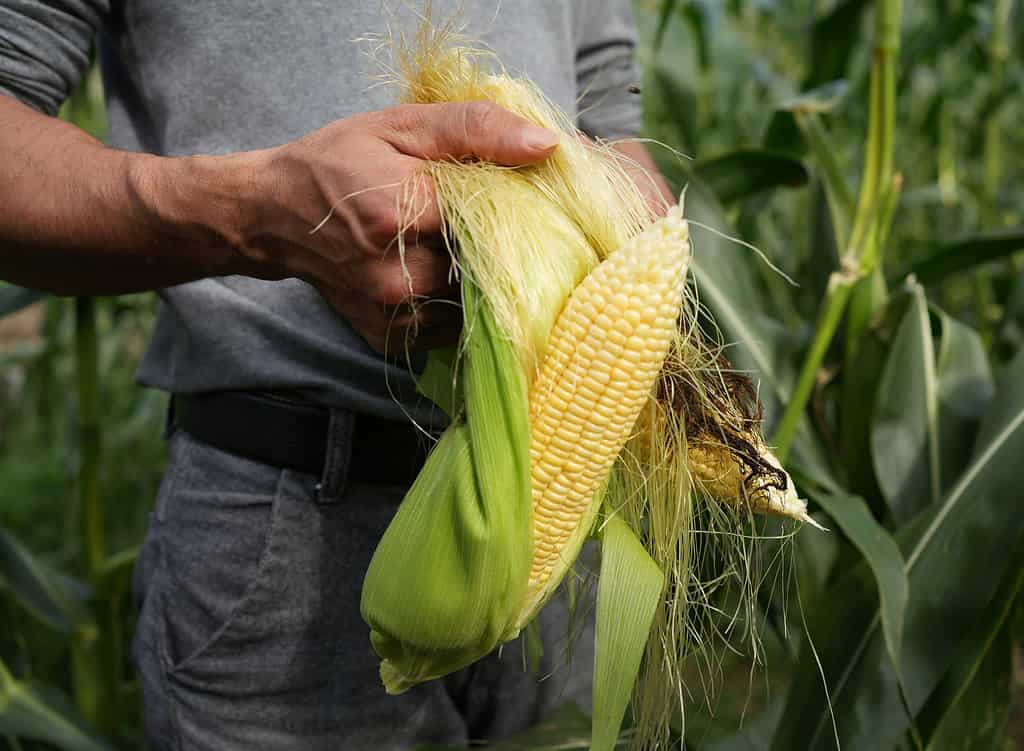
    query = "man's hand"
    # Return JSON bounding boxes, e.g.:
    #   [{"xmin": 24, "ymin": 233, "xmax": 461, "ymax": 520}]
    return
[
  {"xmin": 0, "ymin": 96, "xmax": 557, "ymax": 353},
  {"xmin": 610, "ymin": 140, "xmax": 677, "ymax": 215},
  {"xmin": 221, "ymin": 103, "xmax": 559, "ymax": 352}
]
